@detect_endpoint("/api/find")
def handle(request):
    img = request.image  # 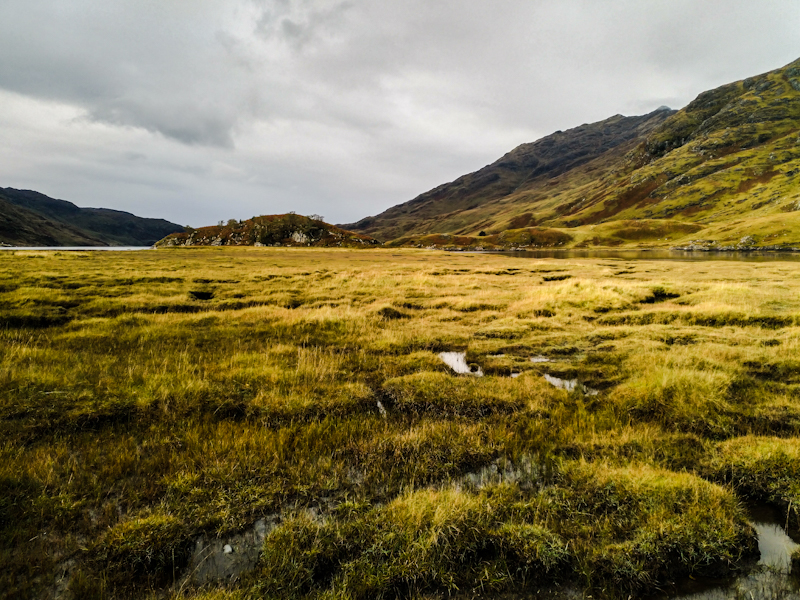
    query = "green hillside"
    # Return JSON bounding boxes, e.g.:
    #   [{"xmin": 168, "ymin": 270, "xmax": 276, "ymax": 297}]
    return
[
  {"xmin": 0, "ymin": 187, "xmax": 183, "ymax": 246},
  {"xmin": 346, "ymin": 58, "xmax": 800, "ymax": 250},
  {"xmin": 0, "ymin": 195, "xmax": 106, "ymax": 246}
]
